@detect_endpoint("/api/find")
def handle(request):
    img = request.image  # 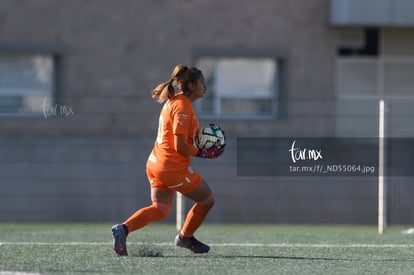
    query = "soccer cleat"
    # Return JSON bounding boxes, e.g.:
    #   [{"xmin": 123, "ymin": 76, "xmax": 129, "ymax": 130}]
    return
[
  {"xmin": 111, "ymin": 224, "xmax": 128, "ymax": 256},
  {"xmin": 175, "ymin": 234, "xmax": 210, "ymax": 253}
]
